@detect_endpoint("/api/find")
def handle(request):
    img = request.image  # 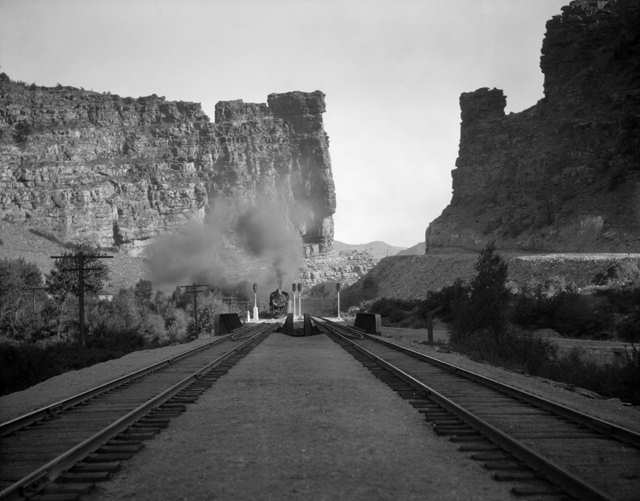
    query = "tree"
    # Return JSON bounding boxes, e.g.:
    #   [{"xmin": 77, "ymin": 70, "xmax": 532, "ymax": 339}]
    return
[
  {"xmin": 134, "ymin": 279, "xmax": 153, "ymax": 309},
  {"xmin": 0, "ymin": 258, "xmax": 46, "ymax": 339},
  {"xmin": 455, "ymin": 242, "xmax": 509, "ymax": 335},
  {"xmin": 46, "ymin": 244, "xmax": 109, "ymax": 301},
  {"xmin": 46, "ymin": 244, "xmax": 110, "ymax": 345}
]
